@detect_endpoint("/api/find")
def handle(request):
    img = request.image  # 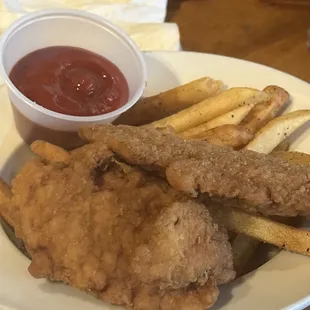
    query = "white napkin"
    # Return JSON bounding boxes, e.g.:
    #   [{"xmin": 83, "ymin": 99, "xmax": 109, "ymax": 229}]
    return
[{"xmin": 0, "ymin": 0, "xmax": 181, "ymax": 51}]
